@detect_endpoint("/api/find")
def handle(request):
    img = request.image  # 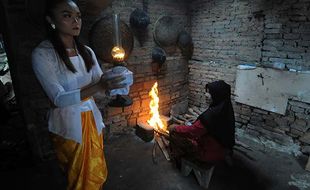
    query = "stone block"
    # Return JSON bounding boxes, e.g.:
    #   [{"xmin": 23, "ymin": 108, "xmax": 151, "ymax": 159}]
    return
[
  {"xmin": 265, "ymin": 23, "xmax": 282, "ymax": 29},
  {"xmin": 301, "ymin": 146, "xmax": 310, "ymax": 154},
  {"xmin": 289, "ymin": 101, "xmax": 310, "ymax": 109},
  {"xmin": 294, "ymin": 119, "xmax": 307, "ymax": 127},
  {"xmin": 277, "ymin": 45, "xmax": 305, "ymax": 52},
  {"xmin": 263, "ymin": 39, "xmax": 284, "ymax": 47},
  {"xmin": 290, "ymin": 123, "xmax": 309, "ymax": 132},
  {"xmin": 240, "ymin": 115, "xmax": 250, "ymax": 121},
  {"xmin": 295, "ymin": 113, "xmax": 310, "ymax": 120},
  {"xmin": 245, "ymin": 128, "xmax": 260, "ymax": 137},
  {"xmin": 290, "ymin": 128, "xmax": 304, "ymax": 137},
  {"xmin": 290, "ymin": 15, "xmax": 307, "ymax": 22},
  {"xmin": 106, "ymin": 107, "xmax": 123, "ymax": 117},
  {"xmin": 241, "ymin": 107, "xmax": 252, "ymax": 115},
  {"xmin": 275, "ymin": 117, "xmax": 288, "ymax": 126},
  {"xmin": 269, "ymin": 58, "xmax": 297, "ymax": 64},
  {"xmin": 283, "ymin": 33, "xmax": 300, "ymax": 40},
  {"xmin": 287, "ymin": 53, "xmax": 302, "ymax": 59},
  {"xmin": 264, "ymin": 28, "xmax": 282, "ymax": 34},
  {"xmin": 300, "ymin": 133, "xmax": 310, "ymax": 144},
  {"xmin": 262, "ymin": 51, "xmax": 287, "ymax": 58},
  {"xmin": 301, "ymin": 33, "xmax": 310, "ymax": 40},
  {"xmin": 299, "ymin": 40, "xmax": 310, "ymax": 47},
  {"xmin": 291, "ymin": 106, "xmax": 305, "ymax": 113},
  {"xmin": 253, "ymin": 108, "xmax": 268, "ymax": 115},
  {"xmin": 262, "ymin": 45, "xmax": 277, "ymax": 51}
]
